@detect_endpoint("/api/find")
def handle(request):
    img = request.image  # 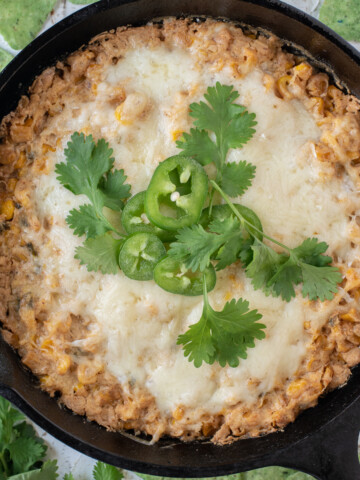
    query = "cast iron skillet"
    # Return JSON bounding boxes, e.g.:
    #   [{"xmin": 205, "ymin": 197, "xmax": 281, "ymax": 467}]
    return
[{"xmin": 1, "ymin": 1, "xmax": 360, "ymax": 478}]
